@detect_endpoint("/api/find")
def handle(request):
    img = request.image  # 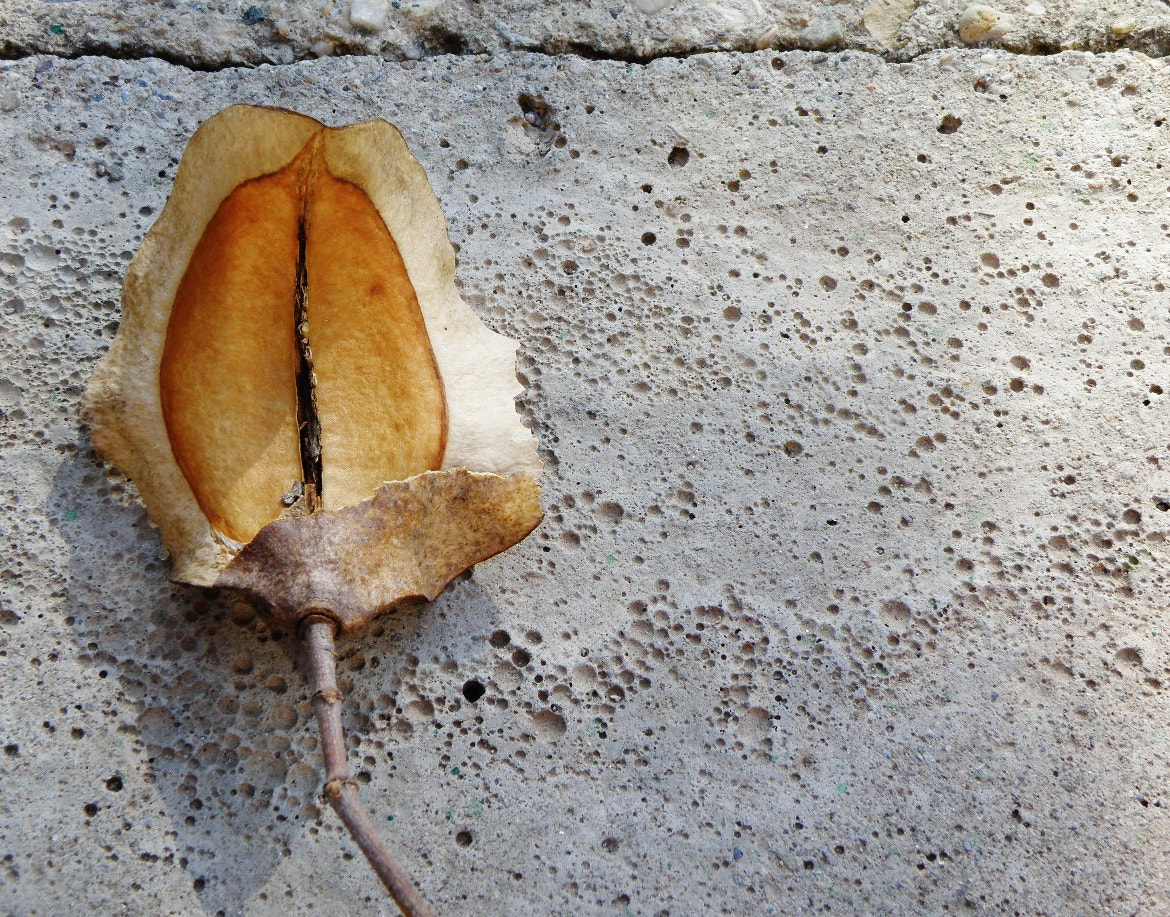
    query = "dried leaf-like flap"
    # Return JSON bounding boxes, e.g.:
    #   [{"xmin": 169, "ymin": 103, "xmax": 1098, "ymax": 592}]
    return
[
  {"xmin": 218, "ymin": 470, "xmax": 541, "ymax": 634},
  {"xmin": 84, "ymin": 105, "xmax": 542, "ymax": 594}
]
